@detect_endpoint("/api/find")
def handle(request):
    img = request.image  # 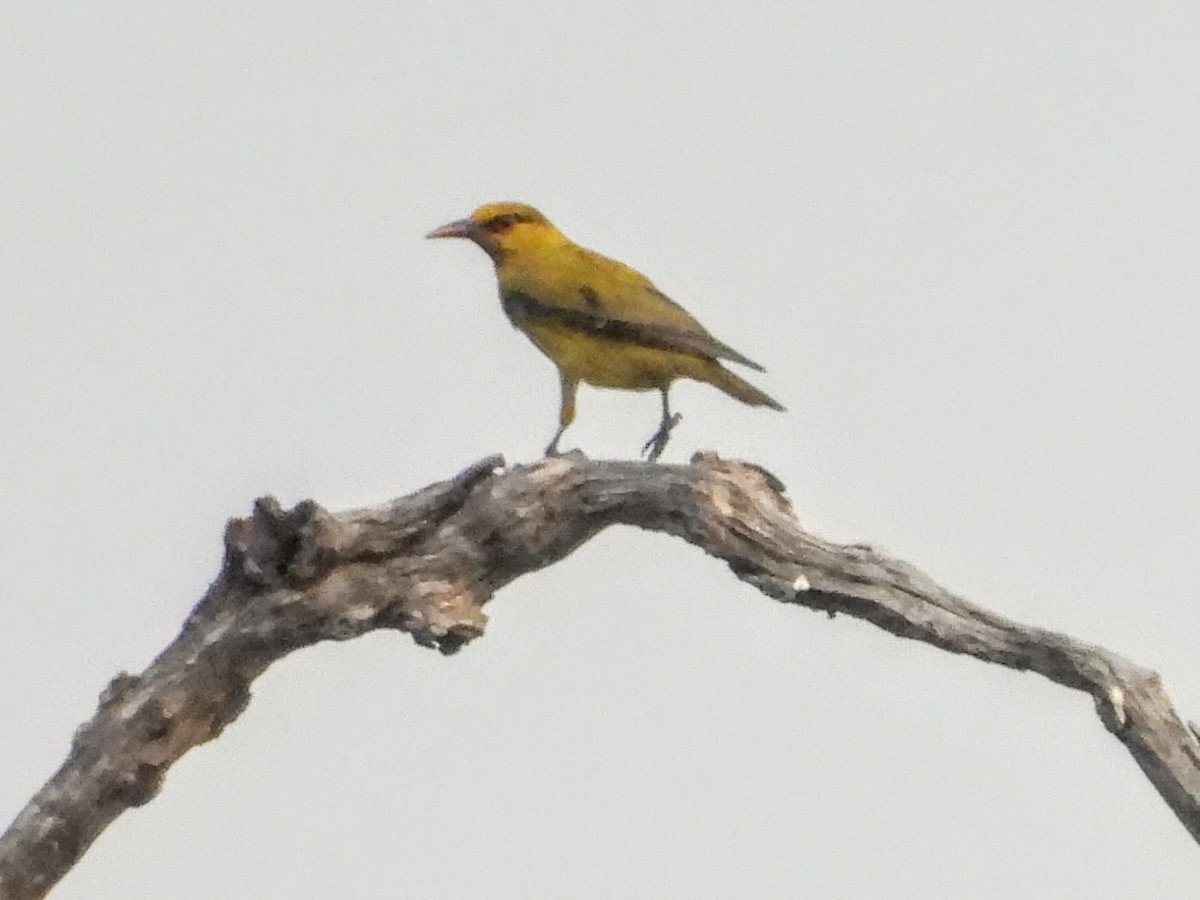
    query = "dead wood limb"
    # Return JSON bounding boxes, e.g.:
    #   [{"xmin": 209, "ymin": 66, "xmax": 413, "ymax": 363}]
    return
[{"xmin": 2, "ymin": 452, "xmax": 1197, "ymax": 897}]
